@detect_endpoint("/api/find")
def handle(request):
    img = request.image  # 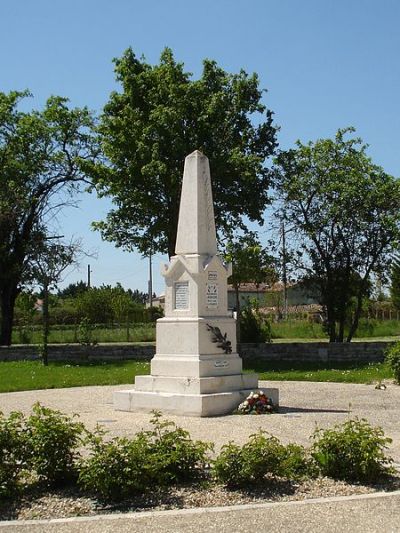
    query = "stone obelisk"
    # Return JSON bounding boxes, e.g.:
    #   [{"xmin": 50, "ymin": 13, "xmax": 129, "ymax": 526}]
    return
[{"xmin": 114, "ymin": 150, "xmax": 278, "ymax": 416}]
